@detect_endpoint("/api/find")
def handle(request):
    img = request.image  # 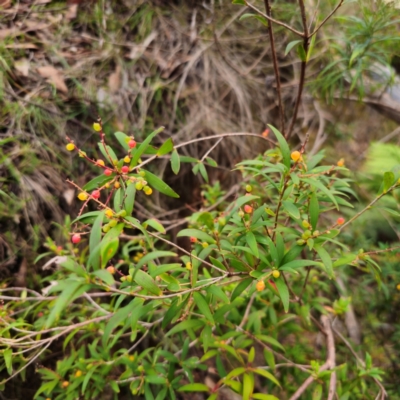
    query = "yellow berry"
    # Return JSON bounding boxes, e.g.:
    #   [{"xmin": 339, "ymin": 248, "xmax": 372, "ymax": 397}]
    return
[
  {"xmin": 78, "ymin": 150, "xmax": 87, "ymax": 158},
  {"xmin": 78, "ymin": 192, "xmax": 88, "ymax": 201},
  {"xmin": 185, "ymin": 262, "xmax": 192, "ymax": 270},
  {"xmin": 135, "ymin": 182, "xmax": 143, "ymax": 191},
  {"xmin": 75, "ymin": 370, "xmax": 82, "ymax": 378},
  {"xmin": 133, "ymin": 256, "xmax": 140, "ymax": 263},
  {"xmin": 144, "ymin": 186, "xmax": 152, "ymax": 195},
  {"xmin": 129, "ymin": 355, "xmax": 135, "ymax": 361},
  {"xmin": 272, "ymin": 270, "xmax": 280, "ymax": 279},
  {"xmin": 337, "ymin": 158, "xmax": 345, "ymax": 167},
  {"xmin": 97, "ymin": 159, "xmax": 105, "ymax": 166},
  {"xmin": 66, "ymin": 143, "xmax": 75, "ymax": 151},
  {"xmin": 202, "ymin": 242, "xmax": 209, "ymax": 248},
  {"xmin": 93, "ymin": 122, "xmax": 101, "ymax": 131},
  {"xmin": 256, "ymin": 280, "xmax": 265, "ymax": 292},
  {"xmin": 397, "ymin": 283, "xmax": 400, "ymax": 291},
  {"xmin": 114, "ymin": 182, "xmax": 121, "ymax": 189},
  {"xmin": 291, "ymin": 151, "xmax": 301, "ymax": 162},
  {"xmin": 105, "ymin": 209, "xmax": 113, "ymax": 218},
  {"xmin": 124, "ymin": 156, "xmax": 131, "ymax": 163}
]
